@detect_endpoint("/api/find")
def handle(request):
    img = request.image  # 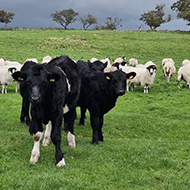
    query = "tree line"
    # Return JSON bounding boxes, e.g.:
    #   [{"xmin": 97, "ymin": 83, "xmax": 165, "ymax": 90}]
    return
[{"xmin": 0, "ymin": 0, "xmax": 190, "ymax": 30}]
